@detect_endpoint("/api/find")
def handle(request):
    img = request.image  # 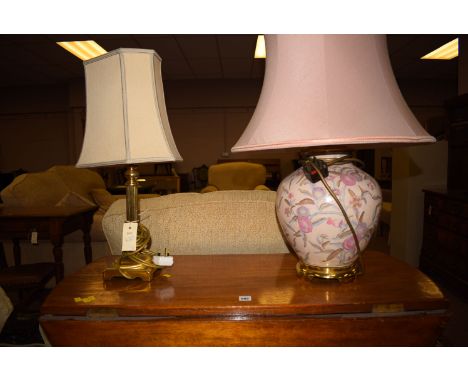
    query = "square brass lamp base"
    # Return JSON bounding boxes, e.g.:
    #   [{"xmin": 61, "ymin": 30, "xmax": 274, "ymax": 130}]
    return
[
  {"xmin": 102, "ymin": 253, "xmax": 160, "ymax": 282},
  {"xmin": 102, "ymin": 264, "xmax": 157, "ymax": 282}
]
